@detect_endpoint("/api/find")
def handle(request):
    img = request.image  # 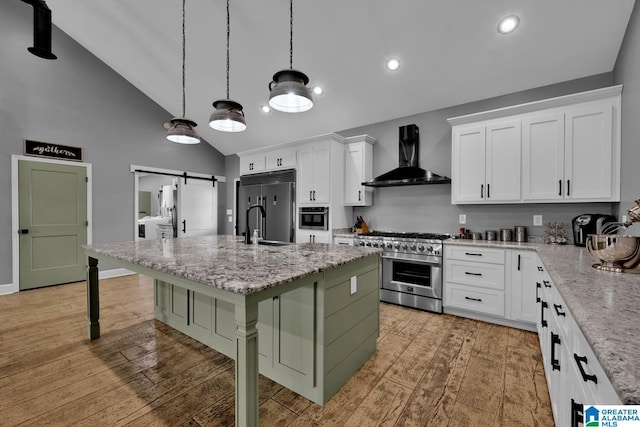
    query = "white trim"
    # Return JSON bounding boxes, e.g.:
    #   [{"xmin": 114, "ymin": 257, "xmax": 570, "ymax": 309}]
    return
[
  {"xmin": 11, "ymin": 155, "xmax": 93, "ymax": 294},
  {"xmin": 447, "ymin": 84, "xmax": 623, "ymax": 126},
  {"xmin": 233, "ymin": 177, "xmax": 240, "ymax": 235},
  {"xmin": 99, "ymin": 268, "xmax": 136, "ymax": 279},
  {"xmin": 0, "ymin": 283, "xmax": 15, "ymax": 295}
]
